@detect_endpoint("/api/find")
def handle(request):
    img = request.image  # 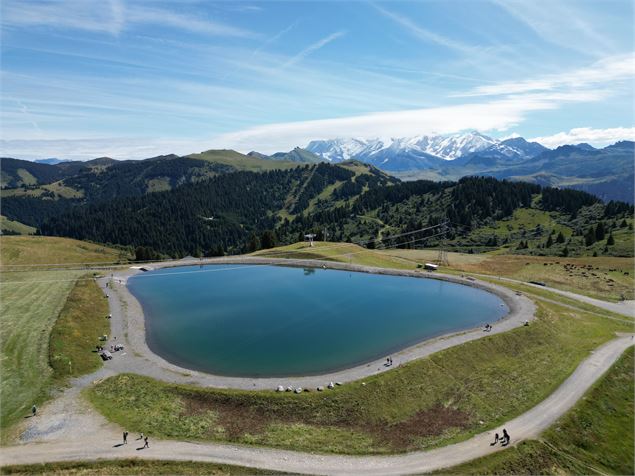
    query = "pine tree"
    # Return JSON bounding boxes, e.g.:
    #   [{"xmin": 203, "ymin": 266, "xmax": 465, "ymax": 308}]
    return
[
  {"xmin": 561, "ymin": 246, "xmax": 569, "ymax": 257},
  {"xmin": 556, "ymin": 231, "xmax": 565, "ymax": 244},
  {"xmin": 595, "ymin": 222, "xmax": 605, "ymax": 241},
  {"xmin": 247, "ymin": 233, "xmax": 260, "ymax": 252},
  {"xmin": 585, "ymin": 228, "xmax": 596, "ymax": 246},
  {"xmin": 545, "ymin": 234, "xmax": 553, "ymax": 248},
  {"xmin": 607, "ymin": 233, "xmax": 615, "ymax": 245}
]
